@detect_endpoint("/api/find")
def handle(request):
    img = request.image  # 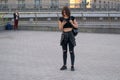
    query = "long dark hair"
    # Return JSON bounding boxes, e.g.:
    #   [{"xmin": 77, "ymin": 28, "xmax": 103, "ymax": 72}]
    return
[{"xmin": 62, "ymin": 6, "xmax": 71, "ymax": 17}]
